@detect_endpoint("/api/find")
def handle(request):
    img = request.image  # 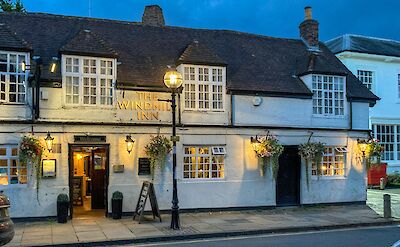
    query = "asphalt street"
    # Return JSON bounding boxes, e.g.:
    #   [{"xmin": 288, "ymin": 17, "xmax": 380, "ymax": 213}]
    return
[{"xmin": 120, "ymin": 225, "xmax": 400, "ymax": 247}]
